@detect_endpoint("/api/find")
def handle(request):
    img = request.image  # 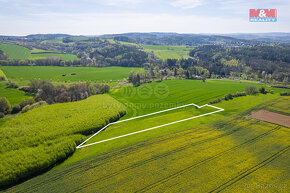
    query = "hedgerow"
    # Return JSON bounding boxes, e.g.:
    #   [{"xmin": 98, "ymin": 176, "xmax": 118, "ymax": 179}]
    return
[
  {"xmin": 0, "ymin": 94, "xmax": 126, "ymax": 188},
  {"xmin": 209, "ymin": 92, "xmax": 247, "ymax": 104},
  {"xmin": 21, "ymin": 101, "xmax": 48, "ymax": 113},
  {"xmin": 280, "ymin": 92, "xmax": 290, "ymax": 96}
]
